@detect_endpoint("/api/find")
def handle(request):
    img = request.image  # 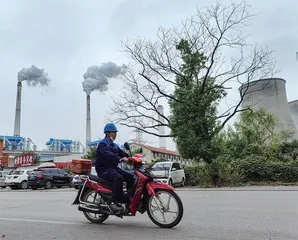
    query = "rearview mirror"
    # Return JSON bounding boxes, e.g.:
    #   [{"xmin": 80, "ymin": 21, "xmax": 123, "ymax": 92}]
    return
[
  {"xmin": 172, "ymin": 168, "xmax": 177, "ymax": 171},
  {"xmin": 124, "ymin": 142, "xmax": 130, "ymax": 151}
]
